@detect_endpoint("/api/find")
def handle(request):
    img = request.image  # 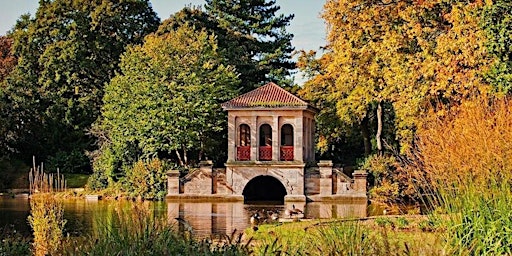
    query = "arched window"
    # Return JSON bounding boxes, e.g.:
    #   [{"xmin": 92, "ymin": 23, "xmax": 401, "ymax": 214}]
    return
[
  {"xmin": 259, "ymin": 124, "xmax": 272, "ymax": 146},
  {"xmin": 280, "ymin": 124, "xmax": 294, "ymax": 161},
  {"xmin": 239, "ymin": 124, "xmax": 250, "ymax": 146},
  {"xmin": 259, "ymin": 124, "xmax": 272, "ymax": 161},
  {"xmin": 281, "ymin": 124, "xmax": 294, "ymax": 146}
]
